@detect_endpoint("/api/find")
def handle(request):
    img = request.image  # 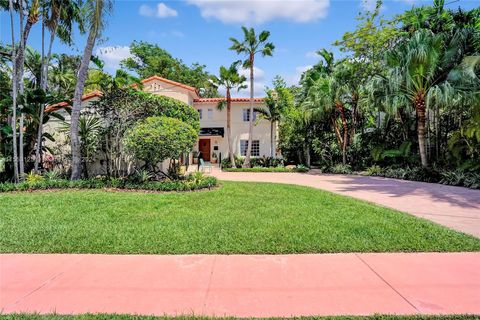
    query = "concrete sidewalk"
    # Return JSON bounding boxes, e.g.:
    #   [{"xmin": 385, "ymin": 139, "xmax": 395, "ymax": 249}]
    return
[
  {"xmin": 211, "ymin": 169, "xmax": 480, "ymax": 238},
  {"xmin": 1, "ymin": 253, "xmax": 479, "ymax": 317}
]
